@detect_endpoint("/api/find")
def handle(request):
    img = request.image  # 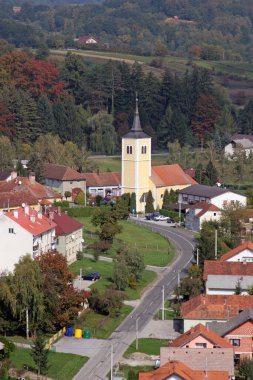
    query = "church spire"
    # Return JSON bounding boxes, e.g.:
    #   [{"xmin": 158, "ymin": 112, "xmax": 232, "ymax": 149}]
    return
[{"xmin": 131, "ymin": 93, "xmax": 143, "ymax": 132}]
